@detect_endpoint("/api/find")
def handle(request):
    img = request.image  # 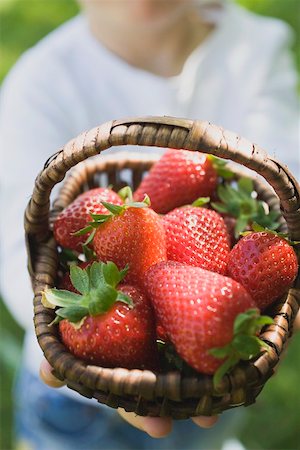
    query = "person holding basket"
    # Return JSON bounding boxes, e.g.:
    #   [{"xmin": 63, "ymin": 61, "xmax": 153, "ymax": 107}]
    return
[{"xmin": 0, "ymin": 1, "xmax": 299, "ymax": 449}]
